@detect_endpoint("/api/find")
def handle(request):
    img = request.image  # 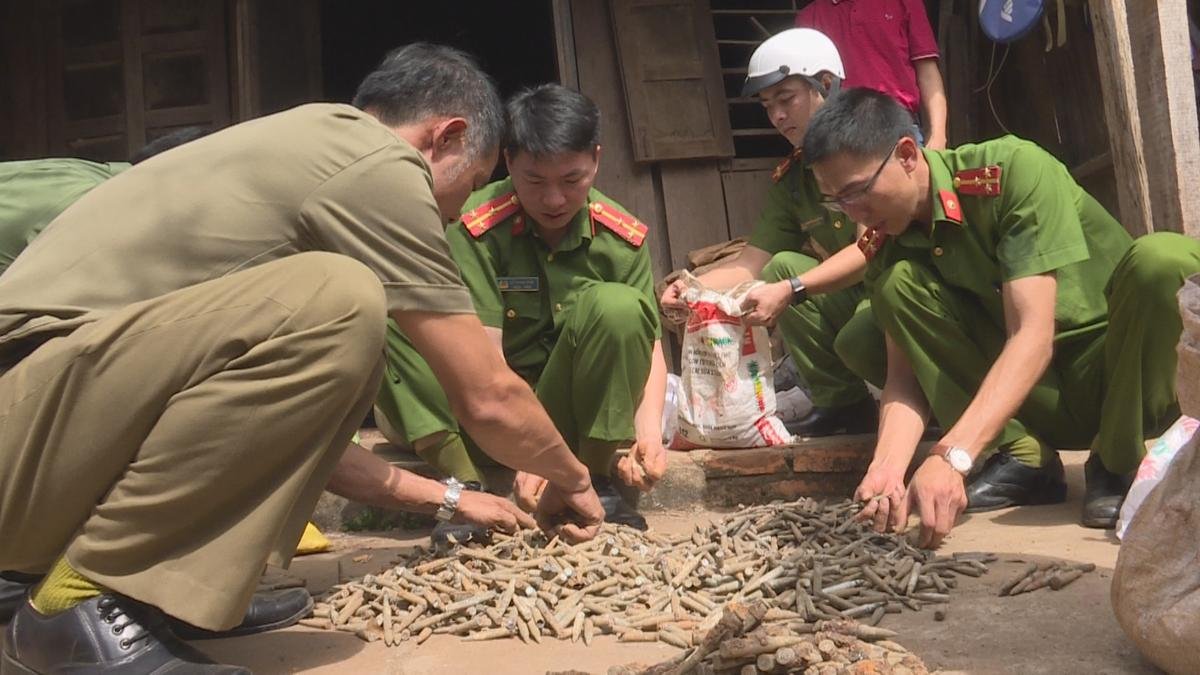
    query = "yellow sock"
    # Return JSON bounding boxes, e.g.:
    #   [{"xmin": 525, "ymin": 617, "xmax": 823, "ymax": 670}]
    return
[{"xmin": 30, "ymin": 556, "xmax": 105, "ymax": 615}]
